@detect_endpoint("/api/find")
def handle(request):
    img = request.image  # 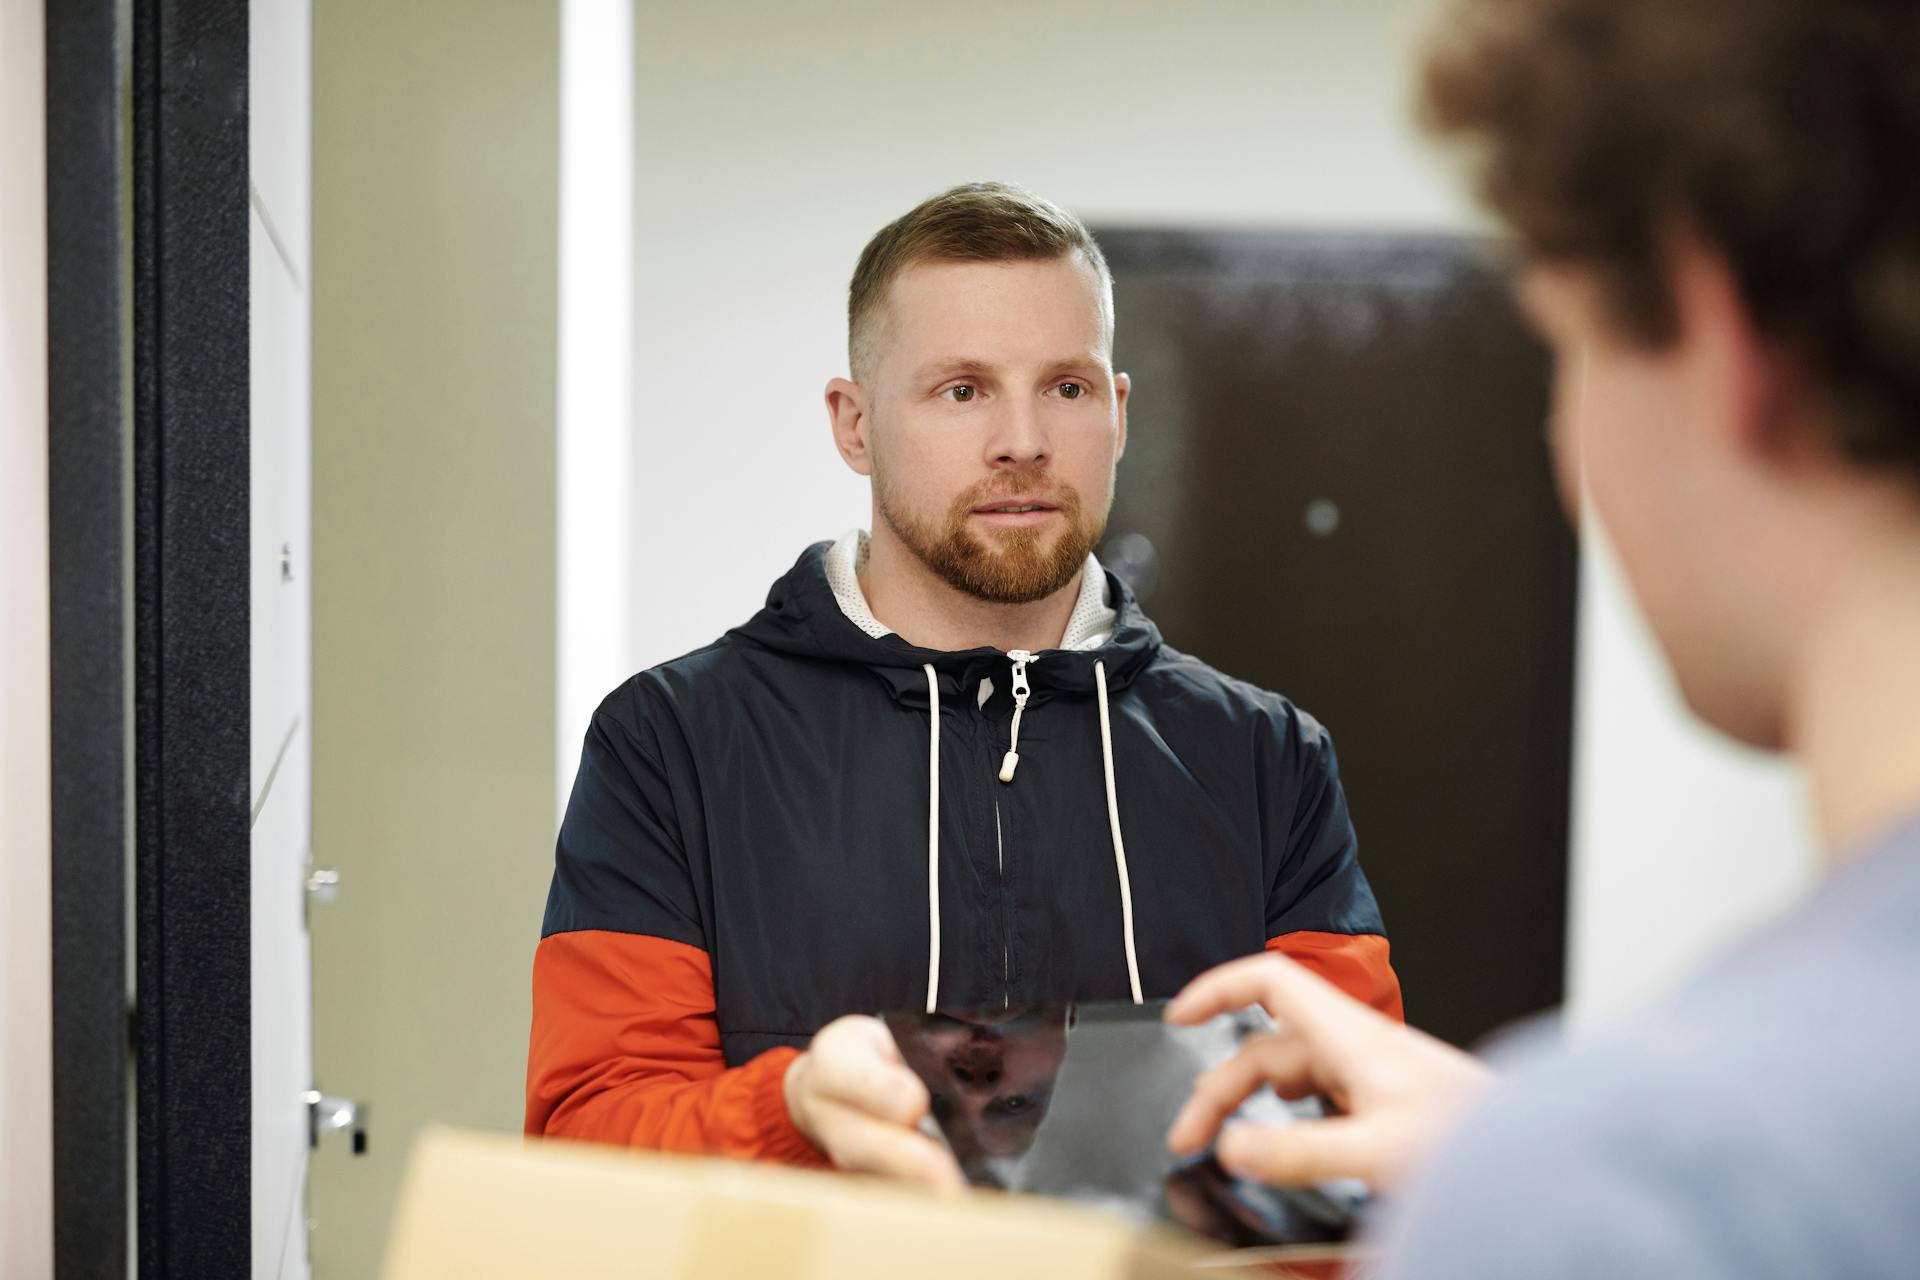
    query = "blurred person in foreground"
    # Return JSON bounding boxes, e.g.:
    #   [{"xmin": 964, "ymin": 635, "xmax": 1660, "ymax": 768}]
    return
[{"xmin": 1168, "ymin": 0, "xmax": 1920, "ymax": 1274}]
